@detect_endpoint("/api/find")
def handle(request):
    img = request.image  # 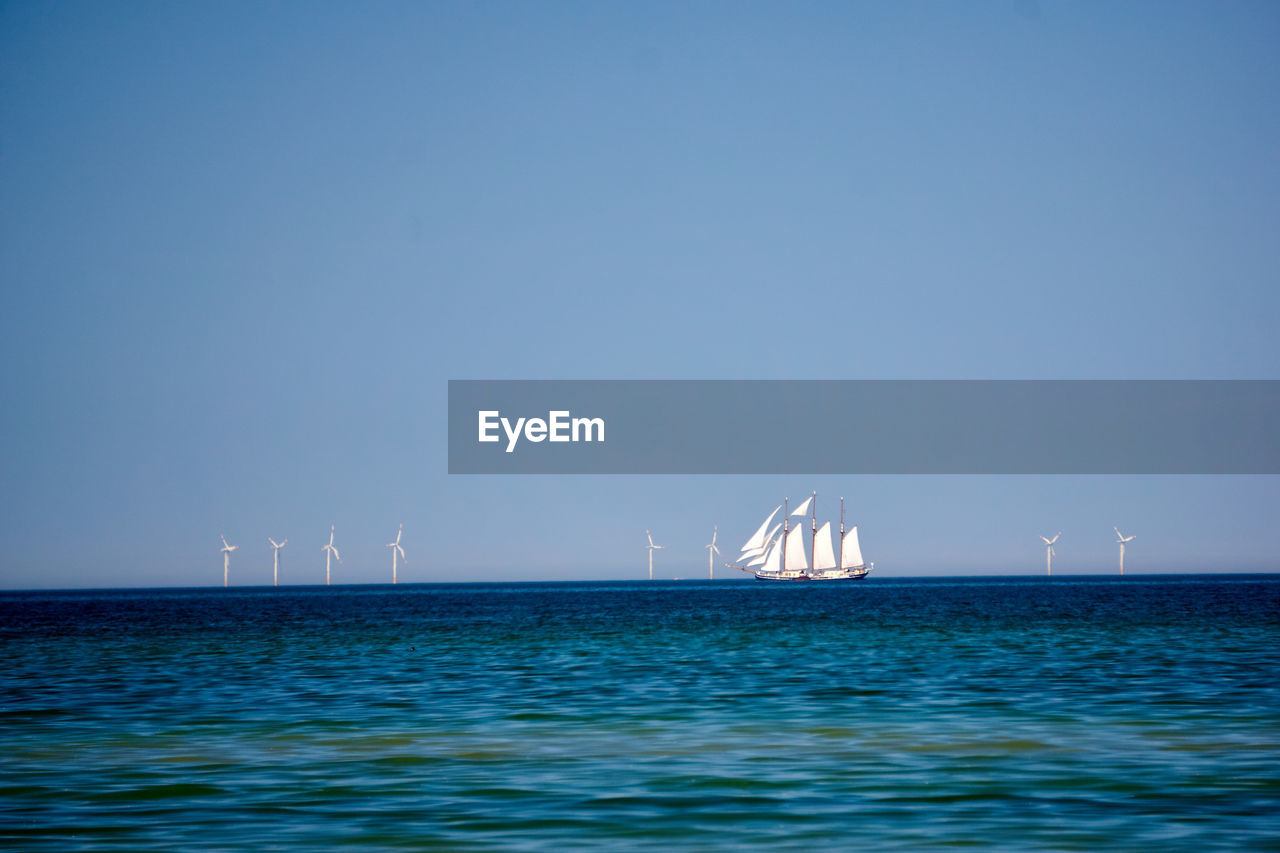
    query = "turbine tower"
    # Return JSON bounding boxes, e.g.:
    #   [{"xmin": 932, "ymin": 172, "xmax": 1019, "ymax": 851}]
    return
[
  {"xmin": 220, "ymin": 535, "xmax": 238, "ymax": 587},
  {"xmin": 386, "ymin": 524, "xmax": 406, "ymax": 584},
  {"xmin": 646, "ymin": 529, "xmax": 664, "ymax": 580},
  {"xmin": 268, "ymin": 537, "xmax": 287, "ymax": 586},
  {"xmin": 1040, "ymin": 532, "xmax": 1061, "ymax": 576},
  {"xmin": 705, "ymin": 525, "xmax": 720, "ymax": 580},
  {"xmin": 321, "ymin": 525, "xmax": 341, "ymax": 585},
  {"xmin": 1114, "ymin": 526, "xmax": 1136, "ymax": 575}
]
